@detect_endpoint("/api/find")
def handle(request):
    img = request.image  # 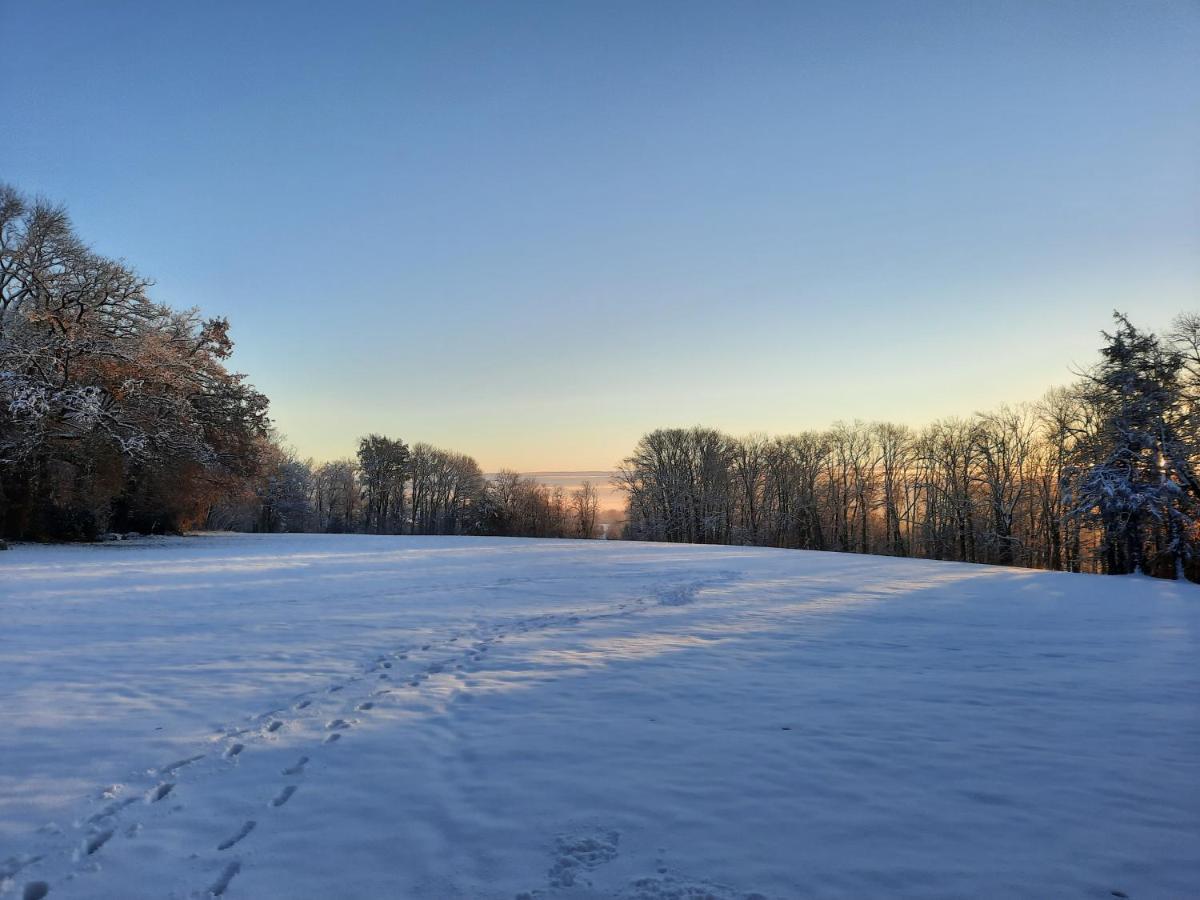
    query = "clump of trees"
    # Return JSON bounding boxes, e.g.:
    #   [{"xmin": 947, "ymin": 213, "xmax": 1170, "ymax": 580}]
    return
[
  {"xmin": 223, "ymin": 443, "xmax": 603, "ymax": 540},
  {"xmin": 617, "ymin": 313, "xmax": 1200, "ymax": 580},
  {"xmin": 0, "ymin": 185, "xmax": 271, "ymax": 540}
]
